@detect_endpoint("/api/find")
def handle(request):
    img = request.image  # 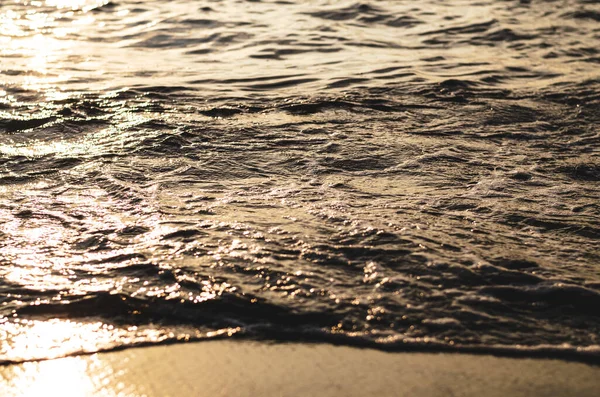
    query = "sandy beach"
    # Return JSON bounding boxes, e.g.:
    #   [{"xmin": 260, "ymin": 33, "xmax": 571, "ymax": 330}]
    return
[{"xmin": 1, "ymin": 342, "xmax": 599, "ymax": 397}]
